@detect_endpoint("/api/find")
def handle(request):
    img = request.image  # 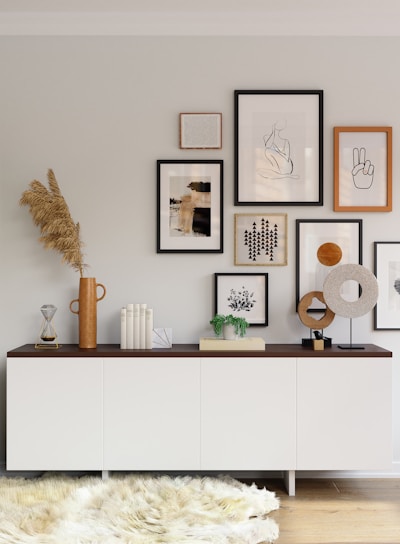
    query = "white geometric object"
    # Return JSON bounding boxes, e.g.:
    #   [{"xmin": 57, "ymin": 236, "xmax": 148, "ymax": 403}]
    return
[
  {"xmin": 152, "ymin": 328, "xmax": 172, "ymax": 348},
  {"xmin": 323, "ymin": 263, "xmax": 379, "ymax": 318}
]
